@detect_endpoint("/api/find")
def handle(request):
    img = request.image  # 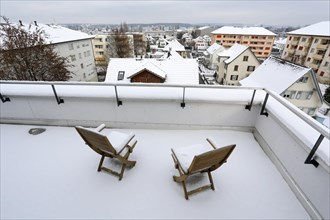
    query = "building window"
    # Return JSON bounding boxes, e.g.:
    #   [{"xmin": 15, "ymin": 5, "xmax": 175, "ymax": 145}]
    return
[
  {"xmin": 80, "ymin": 63, "xmax": 84, "ymax": 69},
  {"xmin": 298, "ymin": 46, "xmax": 303, "ymax": 50},
  {"xmin": 301, "ymin": 38, "xmax": 306, "ymax": 42},
  {"xmin": 286, "ymin": 44, "xmax": 289, "ymax": 48},
  {"xmin": 324, "ymin": 62, "xmax": 329, "ymax": 67},
  {"xmin": 230, "ymin": 75, "xmax": 238, "ymax": 81},
  {"xmin": 289, "ymin": 36, "xmax": 292, "ymax": 40},
  {"xmin": 247, "ymin": 66, "xmax": 255, "ymax": 71},
  {"xmin": 297, "ymin": 76, "xmax": 308, "ymax": 83},
  {"xmin": 295, "ymin": 91, "xmax": 313, "ymax": 100},
  {"xmin": 70, "ymin": 55, "xmax": 76, "ymax": 62},
  {"xmin": 68, "ymin": 43, "xmax": 74, "ymax": 50},
  {"xmin": 310, "ymin": 48, "xmax": 315, "ymax": 53},
  {"xmin": 118, "ymin": 71, "xmax": 125, "ymax": 80},
  {"xmin": 234, "ymin": 65, "xmax": 239, "ymax": 71},
  {"xmin": 265, "ymin": 47, "xmax": 270, "ymax": 50},
  {"xmin": 282, "ymin": 90, "xmax": 296, "ymax": 99},
  {"xmin": 320, "ymin": 71, "xmax": 325, "ymax": 76},
  {"xmin": 307, "ymin": 57, "xmax": 311, "ymax": 62},
  {"xmin": 243, "ymin": 56, "xmax": 249, "ymax": 61},
  {"xmin": 314, "ymin": 39, "xmax": 319, "ymax": 44},
  {"xmin": 95, "ymin": 45, "xmax": 103, "ymax": 49},
  {"xmin": 78, "ymin": 53, "xmax": 82, "ymax": 59}
]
